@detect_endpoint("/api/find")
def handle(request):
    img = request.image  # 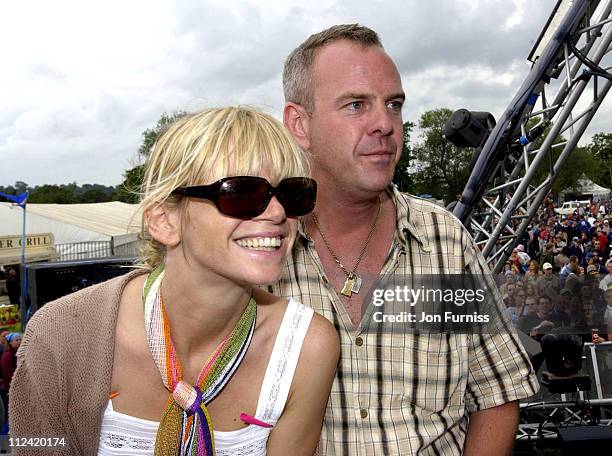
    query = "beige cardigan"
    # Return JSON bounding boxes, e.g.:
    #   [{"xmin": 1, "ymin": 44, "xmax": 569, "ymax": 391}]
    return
[{"xmin": 9, "ymin": 270, "xmax": 143, "ymax": 456}]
